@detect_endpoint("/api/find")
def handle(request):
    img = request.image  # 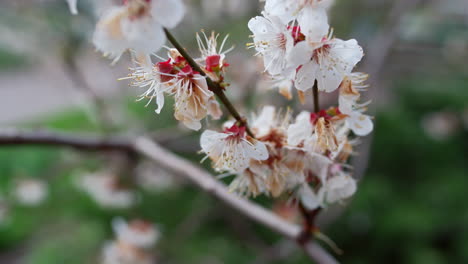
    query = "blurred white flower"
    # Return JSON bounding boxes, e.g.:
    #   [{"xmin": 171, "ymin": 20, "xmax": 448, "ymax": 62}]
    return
[
  {"xmin": 103, "ymin": 218, "xmax": 158, "ymax": 264},
  {"xmin": 136, "ymin": 162, "xmax": 176, "ymax": 192},
  {"xmin": 93, "ymin": 0, "xmax": 185, "ymax": 63},
  {"xmin": 14, "ymin": 179, "xmax": 48, "ymax": 206},
  {"xmin": 421, "ymin": 111, "xmax": 459, "ymax": 141},
  {"xmin": 264, "ymin": 0, "xmax": 334, "ymax": 25},
  {"xmin": 113, "ymin": 218, "xmax": 160, "ymax": 249},
  {"xmin": 201, "ymin": 125, "xmax": 269, "ymax": 173},
  {"xmin": 77, "ymin": 172, "xmax": 136, "ymax": 209}
]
